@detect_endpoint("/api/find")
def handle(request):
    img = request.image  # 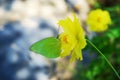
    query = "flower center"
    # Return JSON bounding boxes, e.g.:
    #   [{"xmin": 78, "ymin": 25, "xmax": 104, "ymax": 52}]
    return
[
  {"xmin": 97, "ymin": 17, "xmax": 101, "ymax": 22},
  {"xmin": 63, "ymin": 35, "xmax": 68, "ymax": 43}
]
